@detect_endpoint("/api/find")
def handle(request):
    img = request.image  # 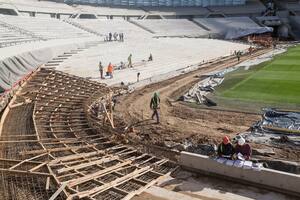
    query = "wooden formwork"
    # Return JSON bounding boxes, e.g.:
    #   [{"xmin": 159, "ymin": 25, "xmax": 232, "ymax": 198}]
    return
[{"xmin": 0, "ymin": 68, "xmax": 178, "ymax": 200}]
